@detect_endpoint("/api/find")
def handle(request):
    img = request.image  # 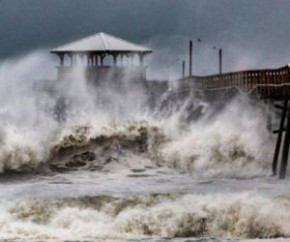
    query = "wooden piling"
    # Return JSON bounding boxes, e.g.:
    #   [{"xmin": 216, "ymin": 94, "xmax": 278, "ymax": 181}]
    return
[
  {"xmin": 279, "ymin": 100, "xmax": 290, "ymax": 179},
  {"xmin": 266, "ymin": 101, "xmax": 272, "ymax": 132},
  {"xmin": 272, "ymin": 99, "xmax": 288, "ymax": 175}
]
